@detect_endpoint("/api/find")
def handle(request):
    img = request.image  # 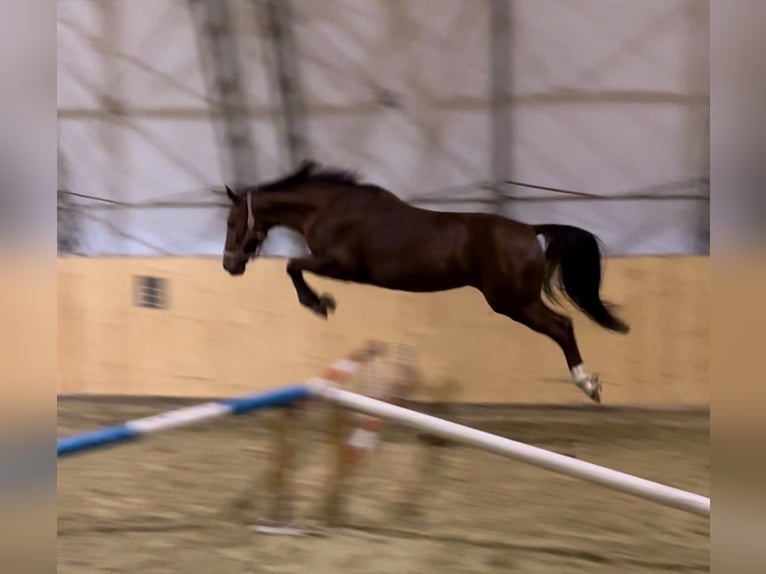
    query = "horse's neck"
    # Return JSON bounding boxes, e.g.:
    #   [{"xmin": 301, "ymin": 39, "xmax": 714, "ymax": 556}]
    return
[{"xmin": 257, "ymin": 188, "xmax": 329, "ymax": 234}]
